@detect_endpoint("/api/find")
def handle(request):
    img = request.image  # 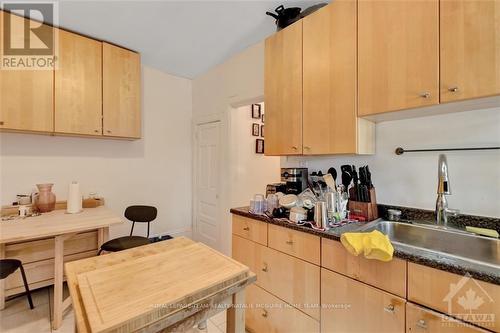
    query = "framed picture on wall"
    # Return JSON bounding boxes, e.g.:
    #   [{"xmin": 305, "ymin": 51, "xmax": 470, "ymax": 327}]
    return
[
  {"xmin": 251, "ymin": 104, "xmax": 261, "ymax": 119},
  {"xmin": 252, "ymin": 123, "xmax": 260, "ymax": 136},
  {"xmin": 260, "ymin": 125, "xmax": 264, "ymax": 137},
  {"xmin": 256, "ymin": 139, "xmax": 264, "ymax": 154}
]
